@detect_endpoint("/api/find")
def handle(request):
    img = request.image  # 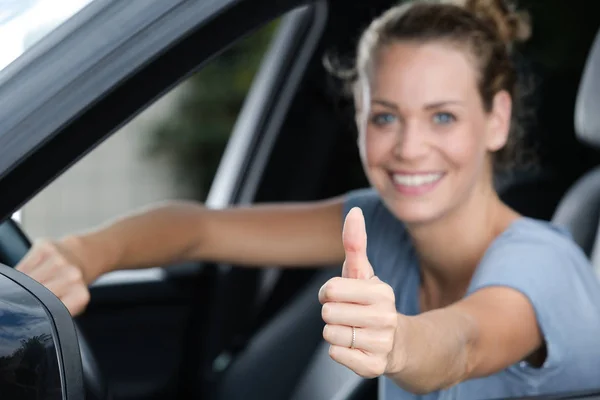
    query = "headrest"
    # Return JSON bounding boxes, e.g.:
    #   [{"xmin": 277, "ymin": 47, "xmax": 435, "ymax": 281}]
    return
[{"xmin": 575, "ymin": 29, "xmax": 600, "ymax": 148}]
